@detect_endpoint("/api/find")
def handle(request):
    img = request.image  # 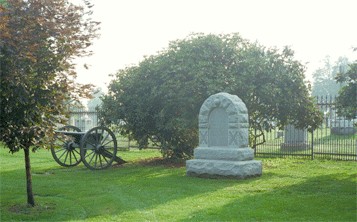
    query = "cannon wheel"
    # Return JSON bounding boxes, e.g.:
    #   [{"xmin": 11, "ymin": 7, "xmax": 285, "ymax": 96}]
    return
[
  {"xmin": 80, "ymin": 126, "xmax": 117, "ymax": 170},
  {"xmin": 51, "ymin": 125, "xmax": 82, "ymax": 167}
]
